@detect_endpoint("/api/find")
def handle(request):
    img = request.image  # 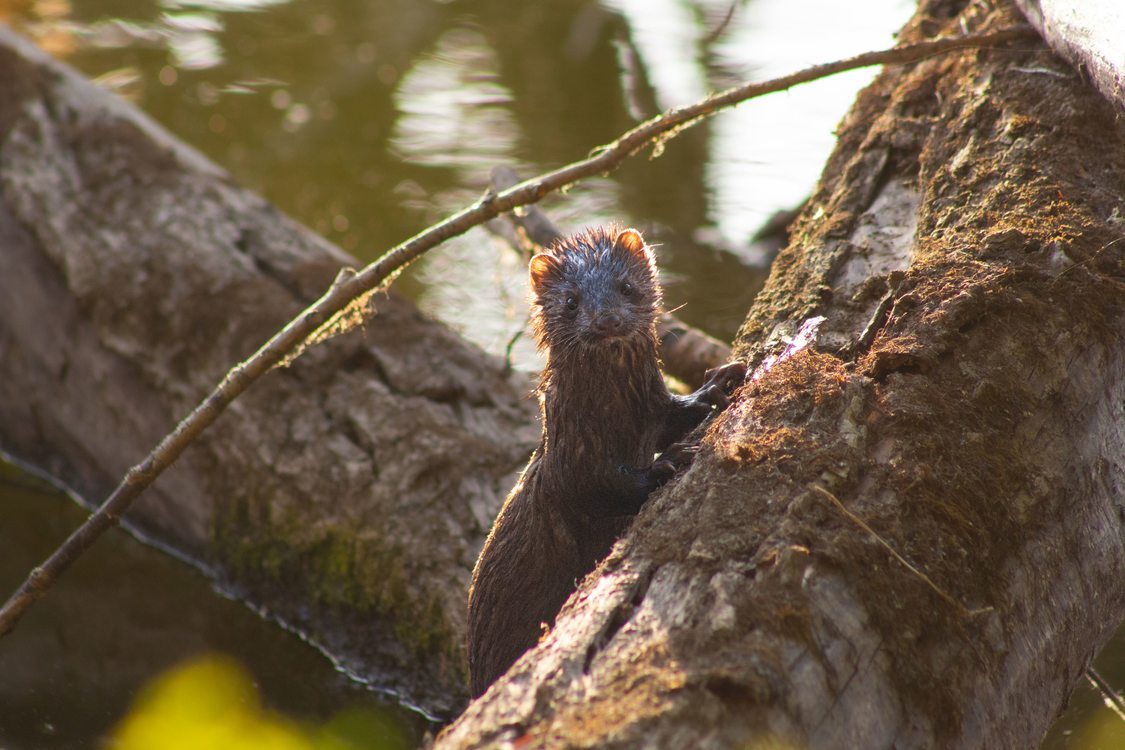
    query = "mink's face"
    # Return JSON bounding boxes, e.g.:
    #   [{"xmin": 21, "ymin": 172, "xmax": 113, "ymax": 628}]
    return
[{"xmin": 529, "ymin": 227, "xmax": 661, "ymax": 354}]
